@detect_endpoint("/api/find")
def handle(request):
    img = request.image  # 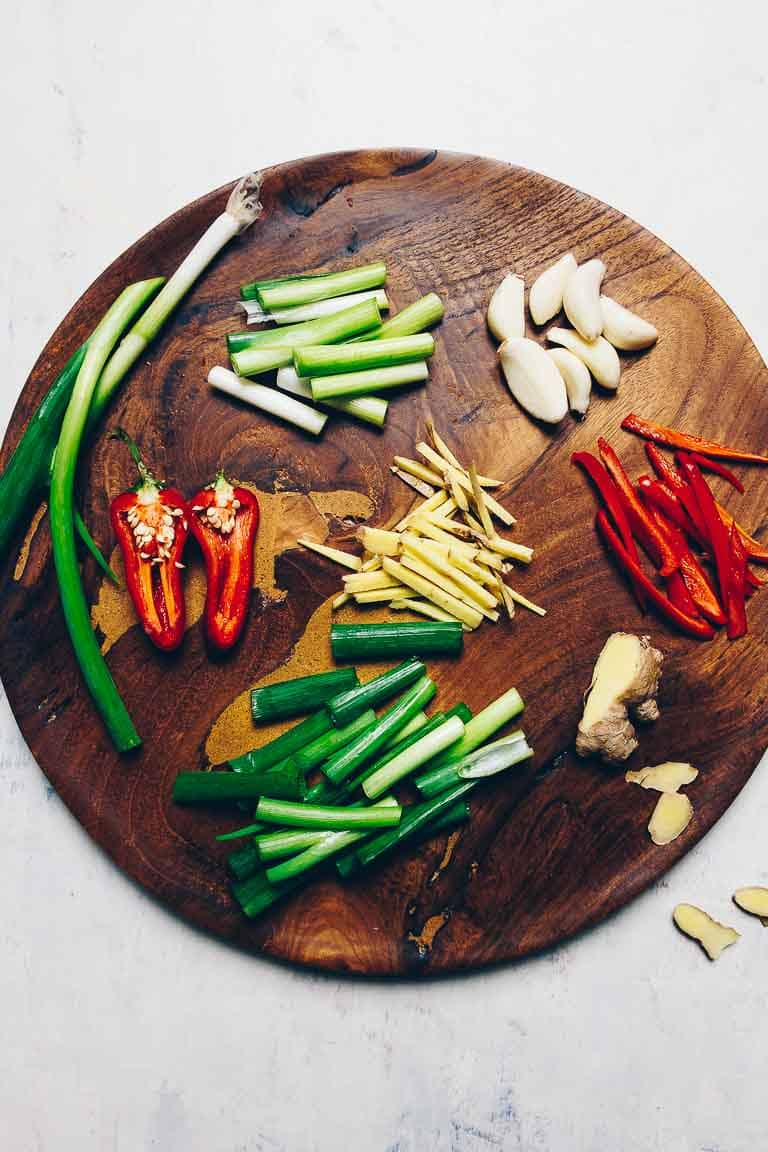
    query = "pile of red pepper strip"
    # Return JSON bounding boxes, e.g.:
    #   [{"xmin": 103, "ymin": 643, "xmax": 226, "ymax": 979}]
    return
[{"xmin": 573, "ymin": 417, "xmax": 768, "ymax": 641}]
